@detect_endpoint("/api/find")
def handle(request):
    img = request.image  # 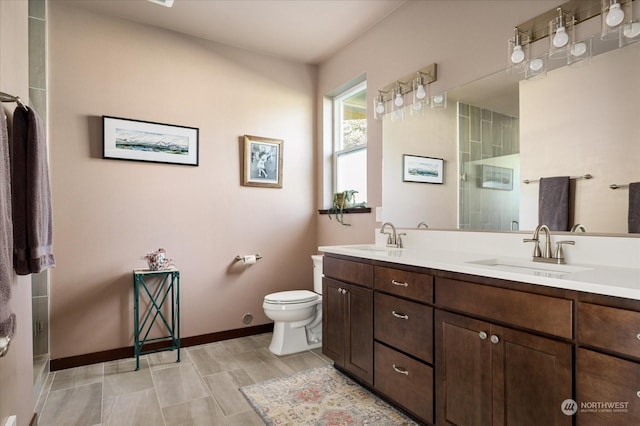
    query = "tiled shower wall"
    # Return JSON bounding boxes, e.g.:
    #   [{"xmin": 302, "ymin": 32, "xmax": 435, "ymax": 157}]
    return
[
  {"xmin": 458, "ymin": 102, "xmax": 520, "ymax": 230},
  {"xmin": 29, "ymin": 0, "xmax": 49, "ymax": 404}
]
